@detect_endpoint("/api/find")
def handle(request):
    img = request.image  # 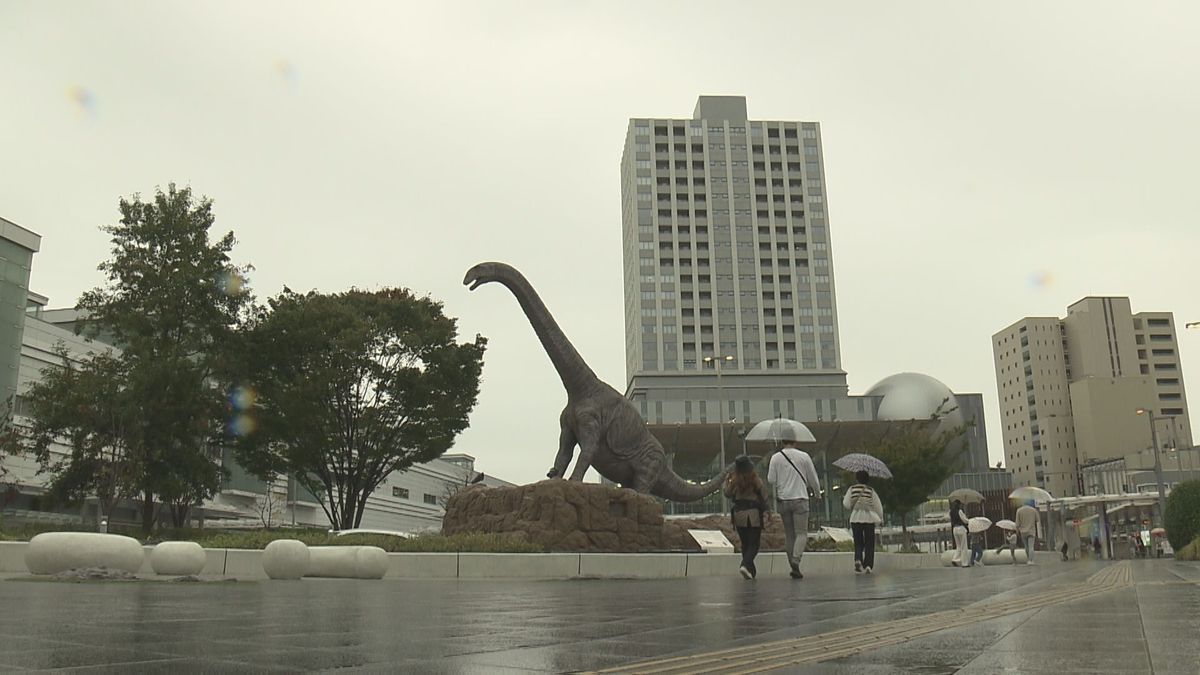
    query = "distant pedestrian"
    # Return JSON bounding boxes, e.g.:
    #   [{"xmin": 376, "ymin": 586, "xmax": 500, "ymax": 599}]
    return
[
  {"xmin": 949, "ymin": 499, "xmax": 970, "ymax": 568},
  {"xmin": 996, "ymin": 530, "xmax": 1019, "ymax": 564},
  {"xmin": 1015, "ymin": 503, "xmax": 1038, "ymax": 565},
  {"xmin": 843, "ymin": 470, "xmax": 883, "ymax": 574},
  {"xmin": 767, "ymin": 439, "xmax": 821, "ymax": 580},
  {"xmin": 968, "ymin": 531, "xmax": 984, "ymax": 567},
  {"xmin": 1093, "ymin": 537, "xmax": 1102, "ymax": 559},
  {"xmin": 1060, "ymin": 541, "xmax": 1069, "ymax": 561},
  {"xmin": 725, "ymin": 456, "xmax": 769, "ymax": 580}
]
